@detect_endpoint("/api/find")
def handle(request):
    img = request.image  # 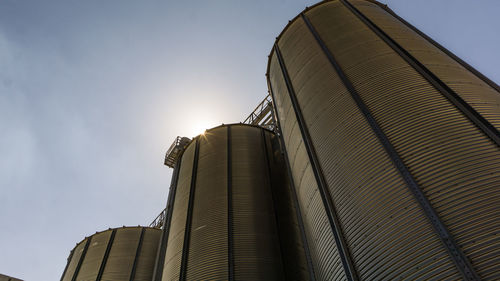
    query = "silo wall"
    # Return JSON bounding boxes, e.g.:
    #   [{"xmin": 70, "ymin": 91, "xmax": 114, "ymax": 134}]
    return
[
  {"xmin": 267, "ymin": 0, "xmax": 500, "ymax": 280},
  {"xmin": 61, "ymin": 227, "xmax": 161, "ymax": 281},
  {"xmin": 157, "ymin": 124, "xmax": 310, "ymax": 281}
]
